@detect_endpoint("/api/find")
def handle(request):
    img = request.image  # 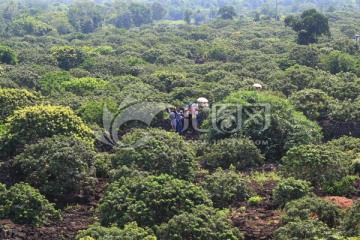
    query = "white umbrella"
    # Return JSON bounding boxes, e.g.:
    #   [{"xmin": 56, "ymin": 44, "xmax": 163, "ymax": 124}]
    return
[
  {"xmin": 196, "ymin": 97, "xmax": 209, "ymax": 103},
  {"xmin": 252, "ymin": 83, "xmax": 262, "ymax": 89}
]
